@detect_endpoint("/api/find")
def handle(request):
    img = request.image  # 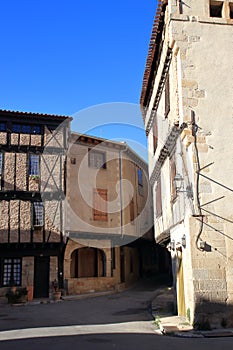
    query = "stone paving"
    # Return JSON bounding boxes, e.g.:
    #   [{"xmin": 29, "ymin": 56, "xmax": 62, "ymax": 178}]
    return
[{"xmin": 1, "ymin": 278, "xmax": 233, "ymax": 339}]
